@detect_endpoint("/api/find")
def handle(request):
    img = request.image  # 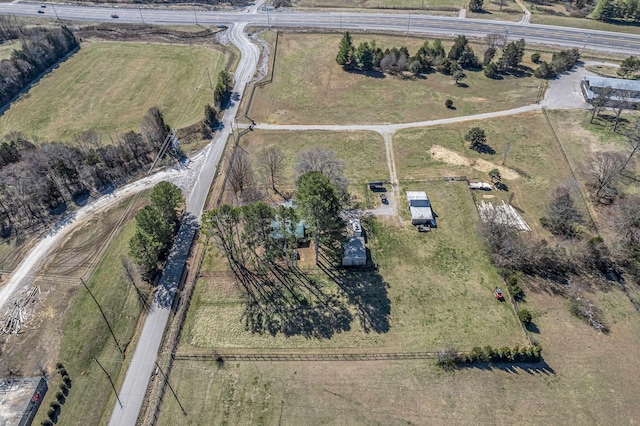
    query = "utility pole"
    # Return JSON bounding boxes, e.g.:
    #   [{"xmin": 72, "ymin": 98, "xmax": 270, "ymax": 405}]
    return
[
  {"xmin": 94, "ymin": 357, "xmax": 123, "ymax": 409},
  {"xmin": 80, "ymin": 278, "xmax": 123, "ymax": 357},
  {"xmin": 51, "ymin": 4, "xmax": 61, "ymax": 23},
  {"xmin": 155, "ymin": 361, "xmax": 187, "ymax": 416},
  {"xmin": 138, "ymin": 5, "xmax": 144, "ymax": 24},
  {"xmin": 407, "ymin": 14, "xmax": 411, "ymax": 35},
  {"xmin": 194, "ymin": 7, "xmax": 199, "ymax": 26},
  {"xmin": 581, "ymin": 34, "xmax": 591, "ymax": 54},
  {"xmin": 339, "ymin": 14, "xmax": 342, "ymax": 32},
  {"xmin": 267, "ymin": 8, "xmax": 270, "ymax": 29}
]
